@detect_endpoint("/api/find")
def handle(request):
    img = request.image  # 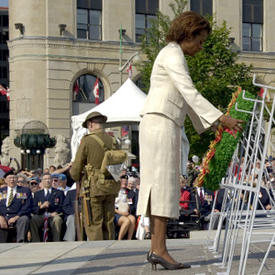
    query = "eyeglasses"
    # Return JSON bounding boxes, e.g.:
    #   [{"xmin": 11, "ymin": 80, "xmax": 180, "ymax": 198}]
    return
[
  {"xmin": 30, "ymin": 182, "xmax": 38, "ymax": 185},
  {"xmin": 53, "ymin": 179, "xmax": 58, "ymax": 182},
  {"xmin": 17, "ymin": 180, "xmax": 25, "ymax": 183}
]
